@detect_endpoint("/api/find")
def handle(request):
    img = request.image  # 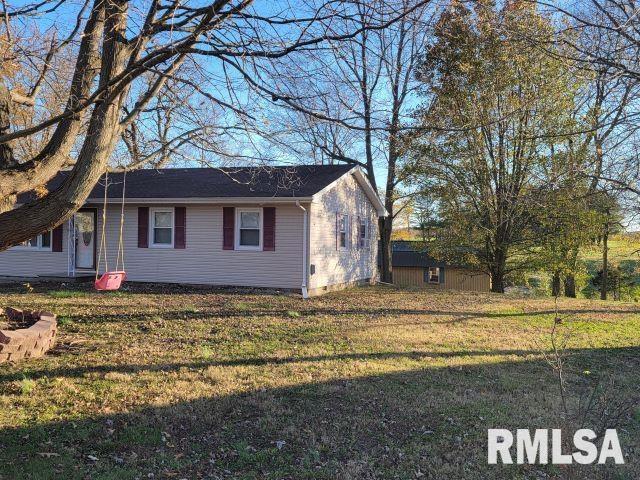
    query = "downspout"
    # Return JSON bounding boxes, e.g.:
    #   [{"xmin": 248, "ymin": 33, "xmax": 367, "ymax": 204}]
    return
[{"xmin": 296, "ymin": 201, "xmax": 309, "ymax": 299}]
